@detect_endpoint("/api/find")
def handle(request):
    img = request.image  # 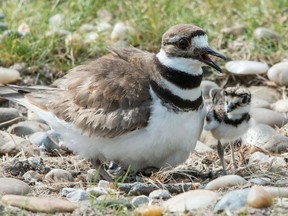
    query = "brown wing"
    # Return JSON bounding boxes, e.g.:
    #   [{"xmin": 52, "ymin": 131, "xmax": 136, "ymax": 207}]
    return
[{"xmin": 43, "ymin": 47, "xmax": 153, "ymax": 138}]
